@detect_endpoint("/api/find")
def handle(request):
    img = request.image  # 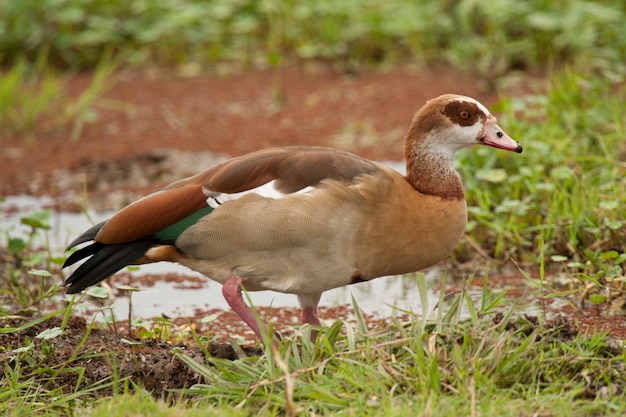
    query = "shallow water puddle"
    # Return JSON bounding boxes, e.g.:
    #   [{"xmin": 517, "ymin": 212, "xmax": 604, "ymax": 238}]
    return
[
  {"xmin": 3, "ymin": 195, "xmax": 447, "ymax": 315},
  {"xmin": 3, "ymin": 194, "xmax": 480, "ymax": 317}
]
